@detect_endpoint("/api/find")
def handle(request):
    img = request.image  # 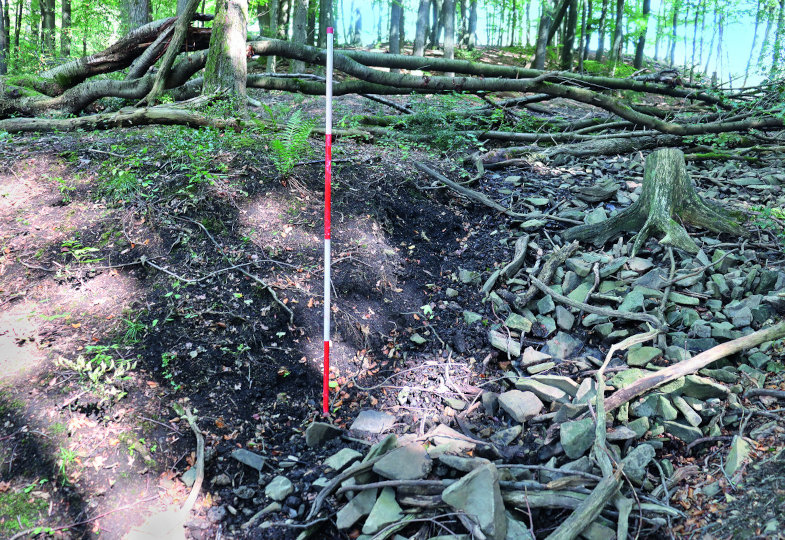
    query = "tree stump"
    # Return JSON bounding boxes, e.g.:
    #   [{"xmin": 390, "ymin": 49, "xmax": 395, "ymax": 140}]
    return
[{"xmin": 563, "ymin": 148, "xmax": 746, "ymax": 255}]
